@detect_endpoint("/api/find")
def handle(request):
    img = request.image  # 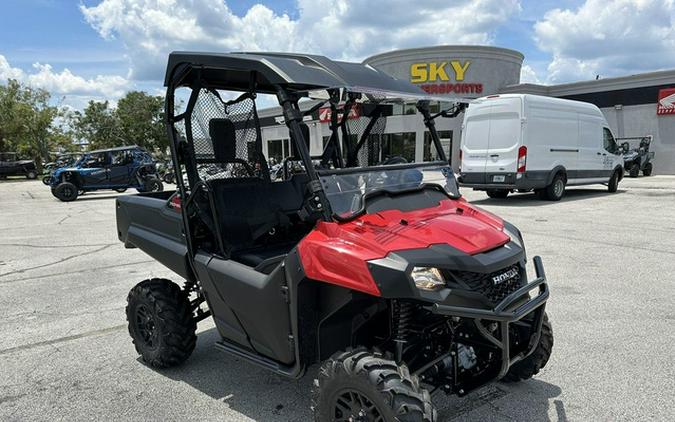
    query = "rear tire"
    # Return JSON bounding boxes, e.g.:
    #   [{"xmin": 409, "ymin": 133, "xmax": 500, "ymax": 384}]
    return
[
  {"xmin": 643, "ymin": 163, "xmax": 653, "ymax": 176},
  {"xmin": 503, "ymin": 313, "xmax": 553, "ymax": 382},
  {"xmin": 629, "ymin": 164, "xmax": 640, "ymax": 178},
  {"xmin": 608, "ymin": 171, "xmax": 620, "ymax": 193},
  {"xmin": 26, "ymin": 170, "xmax": 37, "ymax": 179},
  {"xmin": 42, "ymin": 175, "xmax": 52, "ymax": 185},
  {"xmin": 312, "ymin": 348, "xmax": 436, "ymax": 422},
  {"xmin": 486, "ymin": 189, "xmax": 509, "ymax": 199},
  {"xmin": 139, "ymin": 177, "xmax": 163, "ymax": 193},
  {"xmin": 53, "ymin": 182, "xmax": 79, "ymax": 202},
  {"xmin": 115, "ymin": 188, "xmax": 128, "ymax": 193},
  {"xmin": 126, "ymin": 279, "xmax": 196, "ymax": 368},
  {"xmin": 543, "ymin": 174, "xmax": 565, "ymax": 201}
]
